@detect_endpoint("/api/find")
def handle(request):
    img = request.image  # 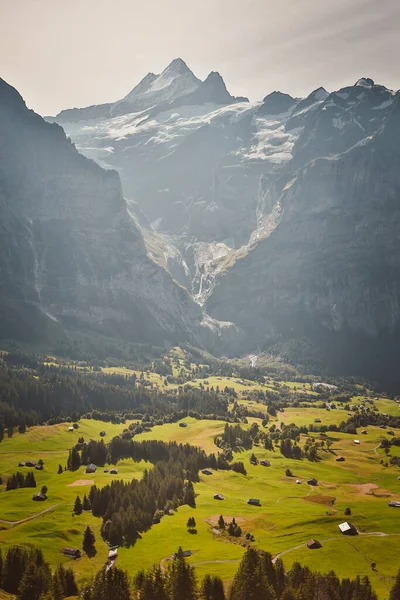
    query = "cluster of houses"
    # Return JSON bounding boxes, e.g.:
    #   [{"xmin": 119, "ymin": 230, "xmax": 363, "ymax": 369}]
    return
[
  {"xmin": 306, "ymin": 522, "xmax": 357, "ymax": 551},
  {"xmin": 18, "ymin": 460, "xmax": 43, "ymax": 470},
  {"xmin": 61, "ymin": 545, "xmax": 119, "ymax": 569}
]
